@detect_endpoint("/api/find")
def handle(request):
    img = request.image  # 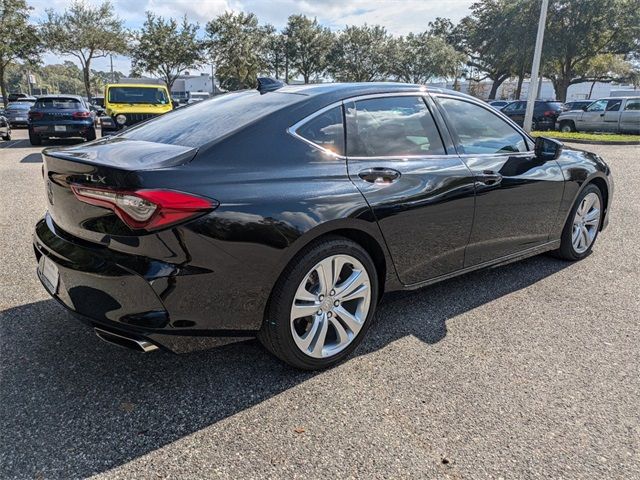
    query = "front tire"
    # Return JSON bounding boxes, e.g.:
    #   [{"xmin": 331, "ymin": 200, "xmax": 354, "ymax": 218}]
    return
[
  {"xmin": 259, "ymin": 236, "xmax": 378, "ymax": 370},
  {"xmin": 559, "ymin": 121, "xmax": 576, "ymax": 133},
  {"xmin": 555, "ymin": 184, "xmax": 603, "ymax": 261}
]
